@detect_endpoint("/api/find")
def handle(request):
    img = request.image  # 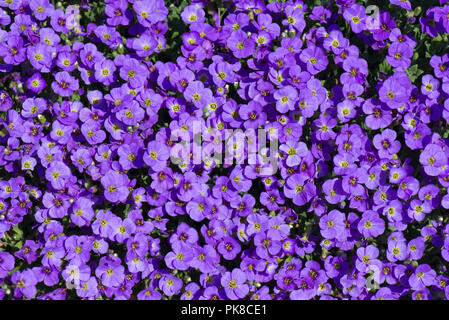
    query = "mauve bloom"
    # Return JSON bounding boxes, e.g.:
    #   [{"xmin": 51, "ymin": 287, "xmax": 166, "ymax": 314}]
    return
[
  {"xmin": 45, "ymin": 161, "xmax": 71, "ymax": 190},
  {"xmin": 356, "ymin": 244, "xmax": 381, "ymax": 273},
  {"xmin": 407, "ymin": 237, "xmax": 425, "ymax": 261},
  {"xmin": 184, "ymin": 80, "xmax": 212, "ymax": 109},
  {"xmin": 164, "ymin": 242, "xmax": 194, "ymax": 271},
  {"xmin": 11, "ymin": 269, "xmax": 38, "ymax": 299},
  {"xmin": 387, "ymin": 239, "xmax": 407, "ymax": 262},
  {"xmin": 130, "ymin": 33, "xmax": 157, "ymax": 57},
  {"xmin": 0, "ymin": 34, "xmax": 26, "ymax": 65},
  {"xmin": 221, "ymin": 269, "xmax": 249, "ymax": 300},
  {"xmin": 41, "ymin": 245, "xmax": 65, "ymax": 268},
  {"xmin": 137, "ymin": 286, "xmax": 162, "ymax": 300},
  {"xmin": 343, "ymin": 4, "xmax": 366, "ymax": 33},
  {"xmin": 240, "ymin": 101, "xmax": 267, "ymax": 129},
  {"xmin": 52, "ymin": 71, "xmax": 79, "ymax": 97},
  {"xmin": 30, "ymin": 0, "xmax": 53, "ymax": 21},
  {"xmin": 105, "ymin": 0, "xmax": 131, "ymax": 26},
  {"xmin": 21, "ymin": 156, "xmax": 37, "ymax": 171},
  {"xmin": 422, "ymin": 74, "xmax": 440, "ymax": 100},
  {"xmin": 419, "ymin": 143, "xmax": 447, "ymax": 176},
  {"xmin": 379, "ymin": 74, "xmax": 410, "ymax": 109},
  {"xmin": 324, "ymin": 29, "xmax": 348, "ymax": 55},
  {"xmin": 94, "ymin": 59, "xmax": 116, "ymax": 86},
  {"xmin": 430, "ymin": 54, "xmax": 449, "ymax": 79},
  {"xmin": 254, "ymin": 230, "xmax": 282, "ymax": 259},
  {"xmin": 390, "ymin": 0, "xmax": 412, "ymax": 10},
  {"xmin": 300, "ymin": 45, "xmax": 328, "ymax": 75},
  {"xmin": 319, "ymin": 210, "xmax": 346, "ymax": 241},
  {"xmin": 283, "ymin": 174, "xmax": 316, "ymax": 206},
  {"xmin": 181, "ymin": 282, "xmax": 201, "ymax": 300},
  {"xmin": 95, "ymin": 256, "xmax": 125, "ymax": 288},
  {"xmin": 15, "ymin": 240, "xmax": 39, "ymax": 265},
  {"xmin": 181, "ymin": 3, "xmax": 205, "ymax": 24},
  {"xmin": 81, "ymin": 120, "xmax": 107, "ymax": 145},
  {"xmin": 117, "ymin": 101, "xmax": 145, "ymax": 126},
  {"xmin": 337, "ymin": 100, "xmax": 356, "ymax": 122},
  {"xmin": 322, "ymin": 178, "xmax": 347, "ymax": 204},
  {"xmin": 280, "ymin": 140, "xmax": 308, "ymax": 167},
  {"xmin": 159, "ymin": 274, "xmax": 182, "ymax": 297},
  {"xmin": 27, "ymin": 43, "xmax": 53, "ymax": 73},
  {"xmin": 387, "ymin": 42, "xmax": 412, "ymax": 71},
  {"xmin": 227, "ymin": 30, "xmax": 255, "ymax": 59},
  {"xmin": 362, "ymin": 98, "xmax": 392, "ymax": 129},
  {"xmin": 101, "ymin": 170, "xmax": 129, "ymax": 203},
  {"xmin": 409, "ymin": 264, "xmax": 436, "ymax": 291},
  {"xmin": 71, "ymin": 197, "xmax": 94, "ymax": 227},
  {"xmin": 274, "ymin": 85, "xmax": 298, "ymax": 113},
  {"xmin": 56, "ymin": 50, "xmax": 77, "ymax": 72},
  {"xmin": 144, "ymin": 141, "xmax": 169, "ymax": 172},
  {"xmin": 358, "ymin": 210, "xmax": 385, "ymax": 238},
  {"xmin": 120, "ymin": 58, "xmax": 148, "ymax": 88},
  {"xmin": 369, "ymin": 10, "xmax": 397, "ymax": 41},
  {"xmin": 217, "ymin": 236, "xmax": 241, "ymax": 260},
  {"xmin": 290, "ymin": 275, "xmax": 316, "ymax": 300},
  {"xmin": 133, "ymin": 0, "xmax": 168, "ymax": 26},
  {"xmin": 373, "ymin": 129, "xmax": 401, "ymax": 159},
  {"xmin": 190, "ymin": 245, "xmax": 219, "ymax": 273},
  {"xmin": 0, "ymin": 251, "xmax": 14, "ymax": 278}
]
